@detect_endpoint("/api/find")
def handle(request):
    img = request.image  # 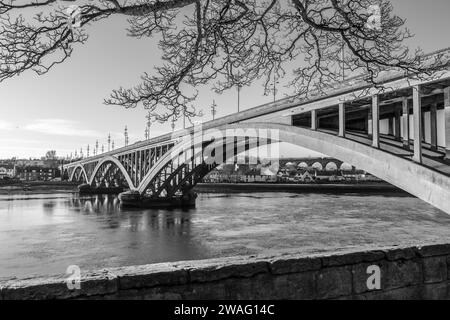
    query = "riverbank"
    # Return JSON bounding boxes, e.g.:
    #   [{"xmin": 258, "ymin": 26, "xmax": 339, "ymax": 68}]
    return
[
  {"xmin": 194, "ymin": 182, "xmax": 408, "ymax": 195},
  {"xmin": 0, "ymin": 181, "xmax": 78, "ymax": 195},
  {"xmin": 2, "ymin": 242, "xmax": 450, "ymax": 299},
  {"xmin": 0, "ymin": 181, "xmax": 407, "ymax": 195}
]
